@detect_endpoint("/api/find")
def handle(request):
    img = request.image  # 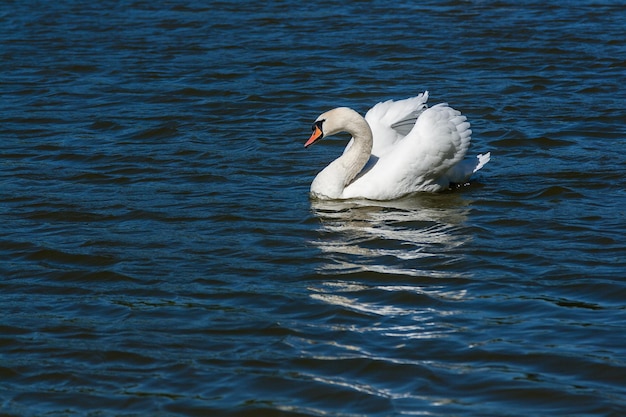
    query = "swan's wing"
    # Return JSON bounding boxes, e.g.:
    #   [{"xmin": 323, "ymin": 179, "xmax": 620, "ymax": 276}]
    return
[
  {"xmin": 401, "ymin": 103, "xmax": 472, "ymax": 182},
  {"xmin": 363, "ymin": 92, "xmax": 430, "ymax": 156},
  {"xmin": 344, "ymin": 103, "xmax": 473, "ymax": 199}
]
